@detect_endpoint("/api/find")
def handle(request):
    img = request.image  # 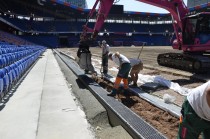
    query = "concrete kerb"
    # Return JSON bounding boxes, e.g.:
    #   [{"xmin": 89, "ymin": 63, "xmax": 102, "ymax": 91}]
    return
[
  {"xmin": 54, "ymin": 50, "xmax": 167, "ymax": 139},
  {"xmin": 57, "ymin": 50, "xmax": 76, "ymax": 60},
  {"xmin": 59, "ymin": 50, "xmax": 182, "ymax": 117},
  {"xmin": 53, "ymin": 50, "xmax": 105, "ymax": 116}
]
